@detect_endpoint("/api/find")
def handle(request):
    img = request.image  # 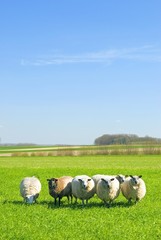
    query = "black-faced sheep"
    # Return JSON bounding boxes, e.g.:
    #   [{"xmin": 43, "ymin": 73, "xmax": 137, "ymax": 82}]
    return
[
  {"xmin": 92, "ymin": 174, "xmax": 125, "ymax": 193},
  {"xmin": 121, "ymin": 175, "xmax": 146, "ymax": 203},
  {"xmin": 47, "ymin": 176, "xmax": 73, "ymax": 206},
  {"xmin": 71, "ymin": 175, "xmax": 95, "ymax": 205},
  {"xmin": 96, "ymin": 176, "xmax": 120, "ymax": 207}
]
